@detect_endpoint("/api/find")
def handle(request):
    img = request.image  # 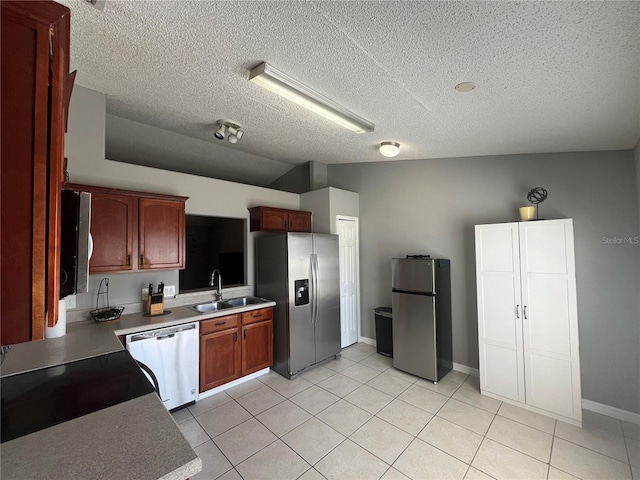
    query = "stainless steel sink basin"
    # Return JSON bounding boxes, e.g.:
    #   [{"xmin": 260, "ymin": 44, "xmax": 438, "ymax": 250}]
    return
[
  {"xmin": 187, "ymin": 301, "xmax": 233, "ymax": 314},
  {"xmin": 226, "ymin": 296, "xmax": 268, "ymax": 307}
]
